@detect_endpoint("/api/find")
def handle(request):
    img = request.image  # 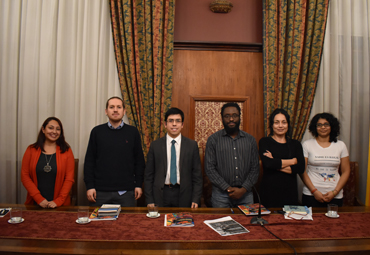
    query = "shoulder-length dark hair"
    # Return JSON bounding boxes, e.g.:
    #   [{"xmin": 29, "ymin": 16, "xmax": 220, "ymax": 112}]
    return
[
  {"xmin": 31, "ymin": 117, "xmax": 70, "ymax": 153},
  {"xmin": 268, "ymin": 108, "xmax": 292, "ymax": 138},
  {"xmin": 308, "ymin": 112, "xmax": 340, "ymax": 142}
]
